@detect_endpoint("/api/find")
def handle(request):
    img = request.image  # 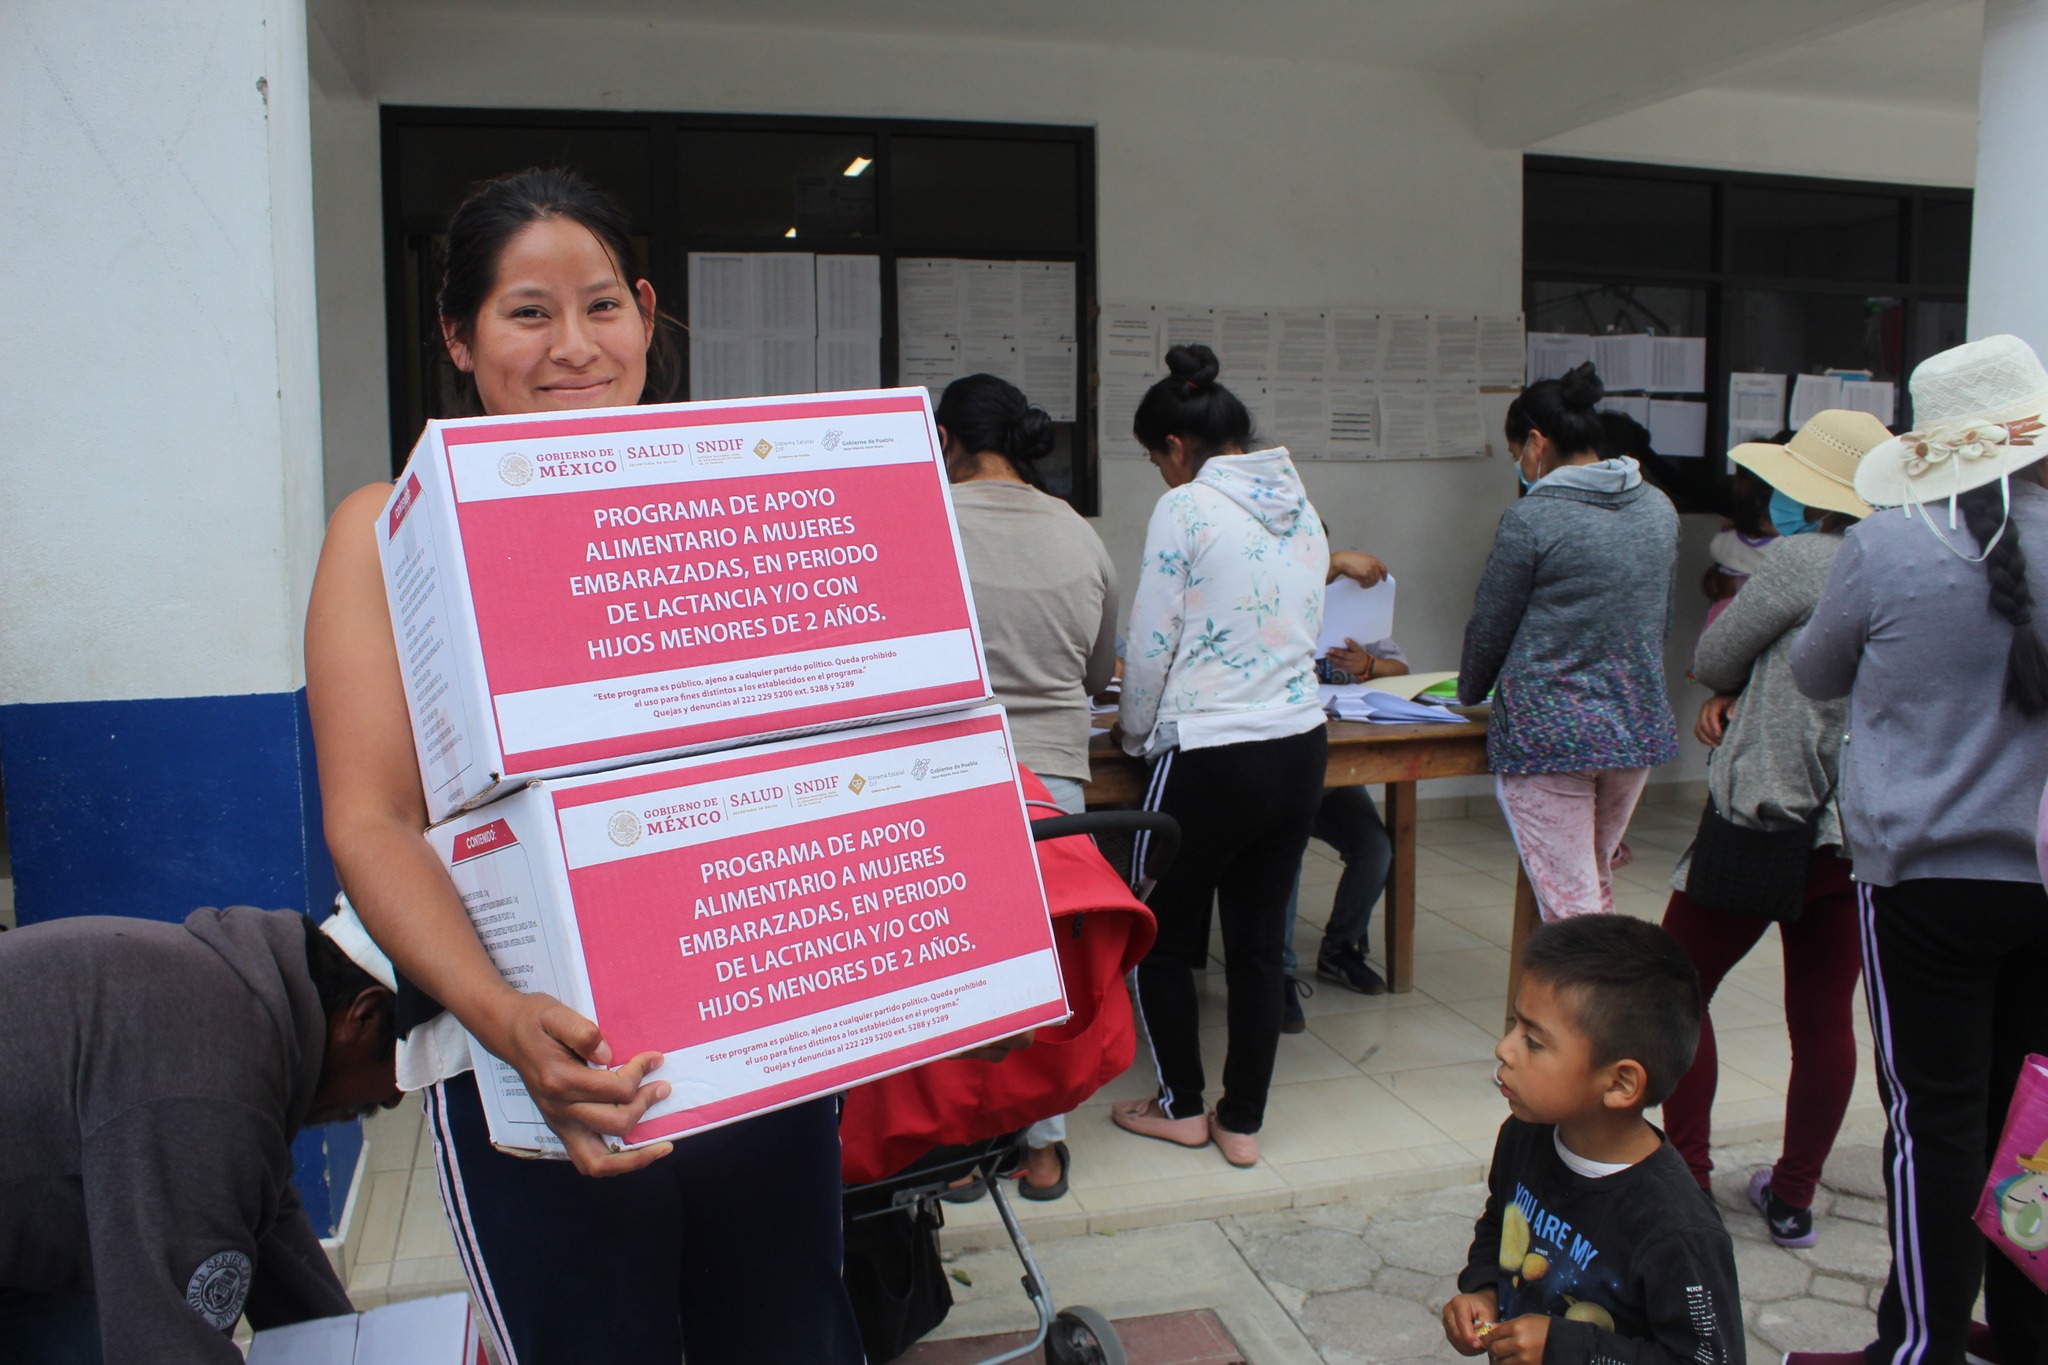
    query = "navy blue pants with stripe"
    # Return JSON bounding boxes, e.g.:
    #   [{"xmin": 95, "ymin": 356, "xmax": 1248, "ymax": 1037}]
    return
[
  {"xmin": 1861, "ymin": 878, "xmax": 2048, "ymax": 1365},
  {"xmin": 424, "ymin": 1073, "xmax": 862, "ymax": 1364}
]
